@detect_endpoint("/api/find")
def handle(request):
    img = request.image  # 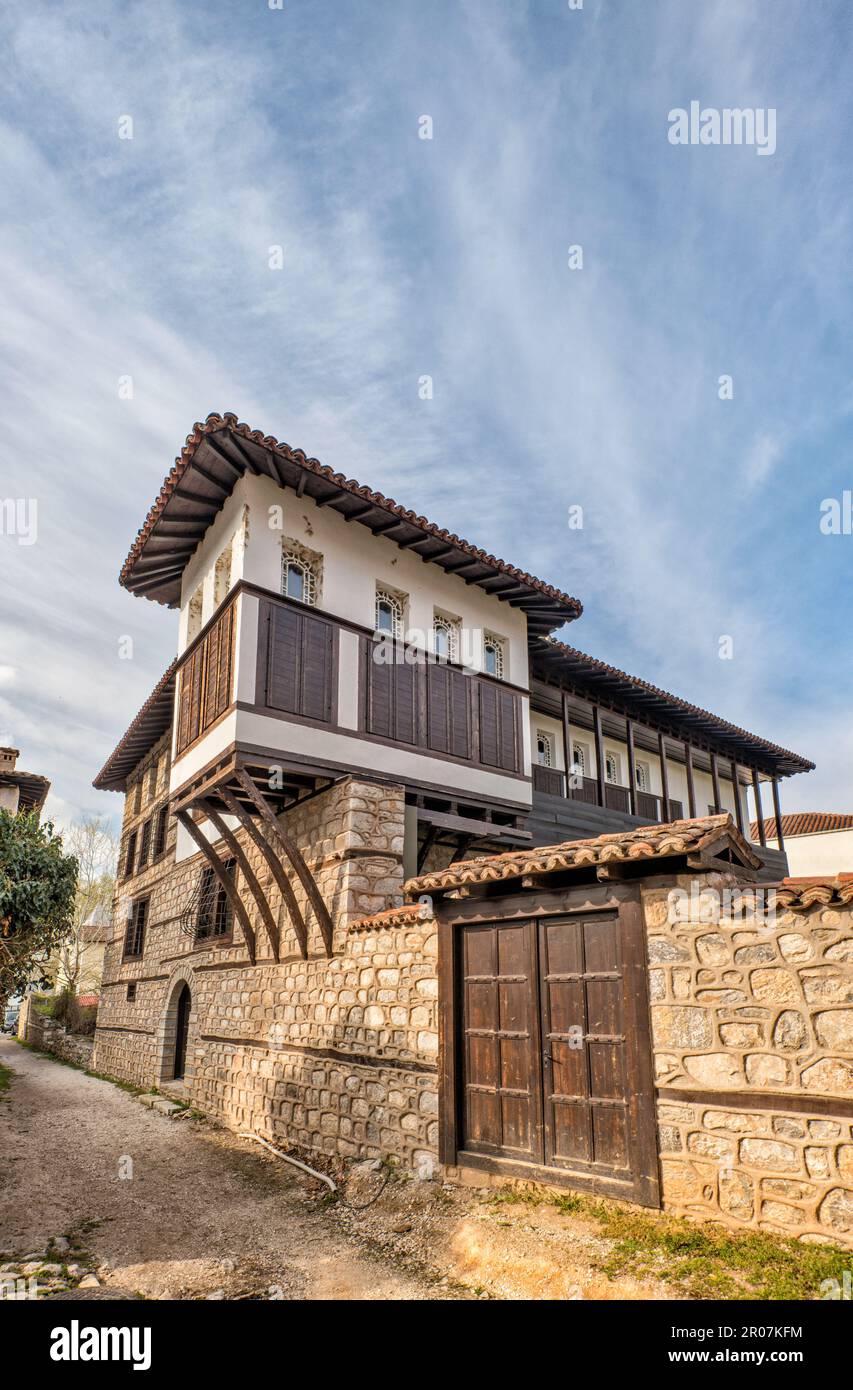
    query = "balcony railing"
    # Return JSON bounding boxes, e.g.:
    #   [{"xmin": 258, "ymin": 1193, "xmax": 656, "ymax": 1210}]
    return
[{"xmin": 532, "ymin": 765, "xmax": 683, "ymax": 823}]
